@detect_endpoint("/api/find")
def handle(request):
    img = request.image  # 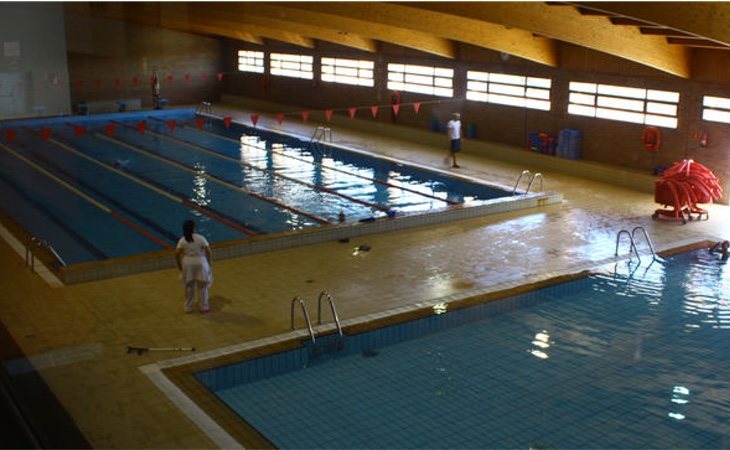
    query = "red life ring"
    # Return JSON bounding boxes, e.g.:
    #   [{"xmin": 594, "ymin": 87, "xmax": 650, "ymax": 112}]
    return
[{"xmin": 642, "ymin": 126, "xmax": 662, "ymax": 152}]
